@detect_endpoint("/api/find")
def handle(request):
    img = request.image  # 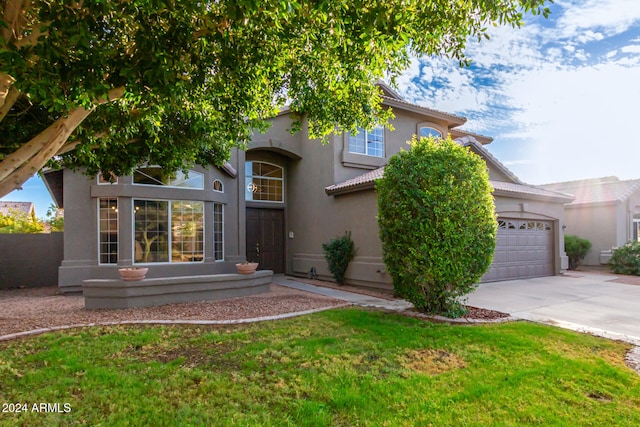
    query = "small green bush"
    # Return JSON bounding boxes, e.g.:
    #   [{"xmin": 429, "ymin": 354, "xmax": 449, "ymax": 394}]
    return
[
  {"xmin": 377, "ymin": 136, "xmax": 496, "ymax": 316},
  {"xmin": 609, "ymin": 241, "xmax": 640, "ymax": 276},
  {"xmin": 564, "ymin": 235, "xmax": 591, "ymax": 270},
  {"xmin": 322, "ymin": 231, "xmax": 356, "ymax": 284}
]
